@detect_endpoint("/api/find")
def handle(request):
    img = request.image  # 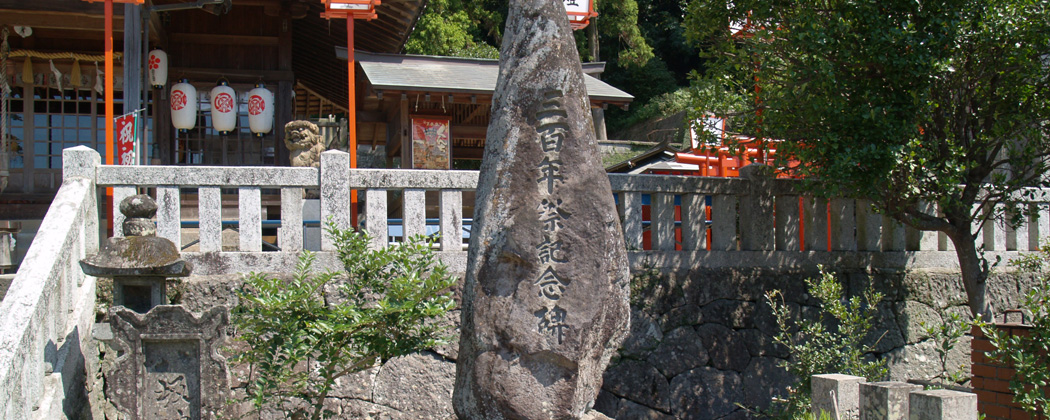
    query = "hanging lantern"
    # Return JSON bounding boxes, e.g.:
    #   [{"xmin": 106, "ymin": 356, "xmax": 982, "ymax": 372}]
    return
[
  {"xmin": 210, "ymin": 81, "xmax": 237, "ymax": 135},
  {"xmin": 564, "ymin": 0, "xmax": 597, "ymax": 30},
  {"xmin": 321, "ymin": 0, "xmax": 380, "ymax": 20},
  {"xmin": 171, "ymin": 79, "xmax": 197, "ymax": 131},
  {"xmin": 247, "ymin": 83, "xmax": 274, "ymax": 137},
  {"xmin": 148, "ymin": 49, "xmax": 168, "ymax": 89}
]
